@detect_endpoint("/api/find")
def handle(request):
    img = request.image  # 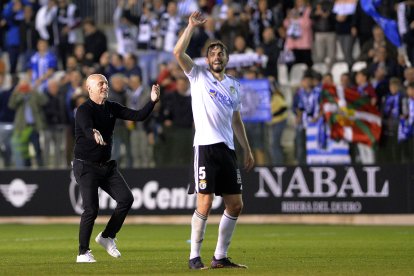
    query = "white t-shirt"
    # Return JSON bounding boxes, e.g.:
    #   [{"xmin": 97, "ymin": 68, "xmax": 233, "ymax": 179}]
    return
[{"xmin": 185, "ymin": 65, "xmax": 241, "ymax": 149}]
